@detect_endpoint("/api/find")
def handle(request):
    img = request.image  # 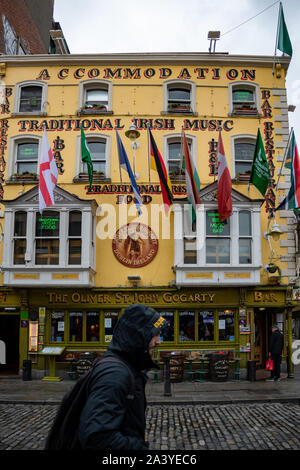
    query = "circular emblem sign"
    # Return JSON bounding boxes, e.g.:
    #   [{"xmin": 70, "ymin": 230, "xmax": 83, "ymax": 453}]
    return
[{"xmin": 112, "ymin": 223, "xmax": 158, "ymax": 268}]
